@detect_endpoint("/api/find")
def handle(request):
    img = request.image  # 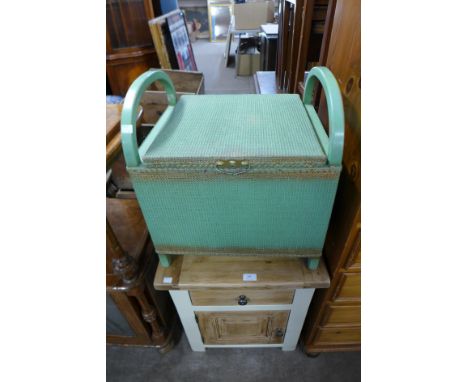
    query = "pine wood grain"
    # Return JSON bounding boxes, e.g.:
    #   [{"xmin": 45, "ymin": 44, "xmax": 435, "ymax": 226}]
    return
[
  {"xmin": 189, "ymin": 289, "xmax": 294, "ymax": 306},
  {"xmin": 331, "ymin": 272, "xmax": 361, "ymax": 302},
  {"xmin": 320, "ymin": 304, "xmax": 360, "ymax": 326},
  {"xmin": 313, "ymin": 326, "xmax": 360, "ymax": 345},
  {"xmin": 154, "ymin": 256, "xmax": 330, "ymax": 291},
  {"xmin": 195, "ymin": 311, "xmax": 290, "ymax": 345}
]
